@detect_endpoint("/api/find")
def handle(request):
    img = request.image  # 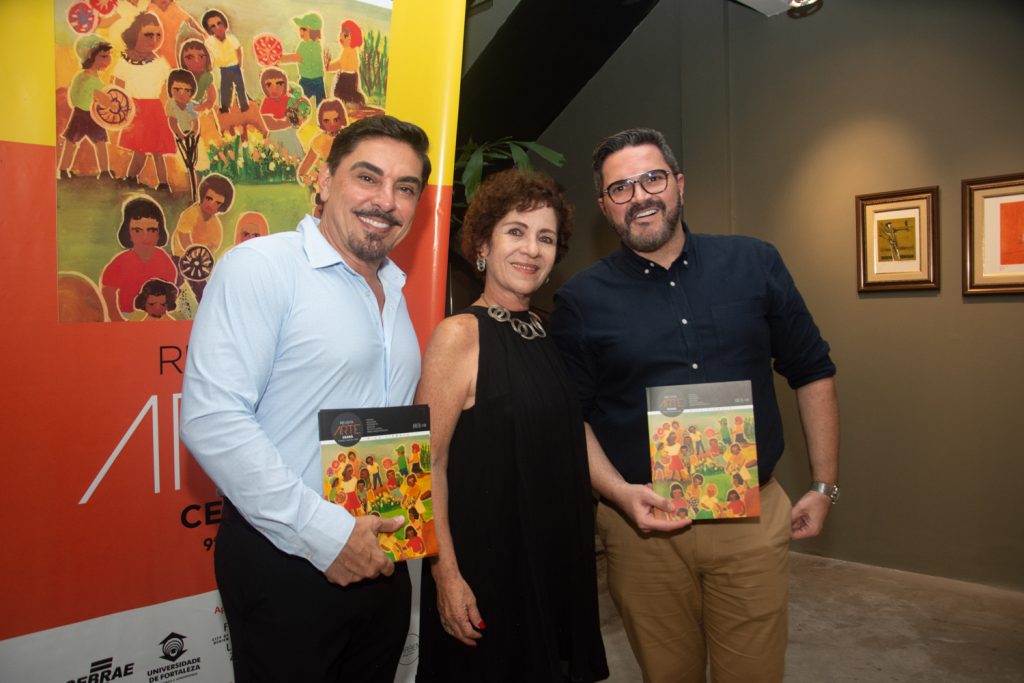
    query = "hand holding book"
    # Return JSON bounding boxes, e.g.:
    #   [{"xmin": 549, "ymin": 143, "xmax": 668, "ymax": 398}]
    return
[{"xmin": 324, "ymin": 514, "xmax": 405, "ymax": 586}]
